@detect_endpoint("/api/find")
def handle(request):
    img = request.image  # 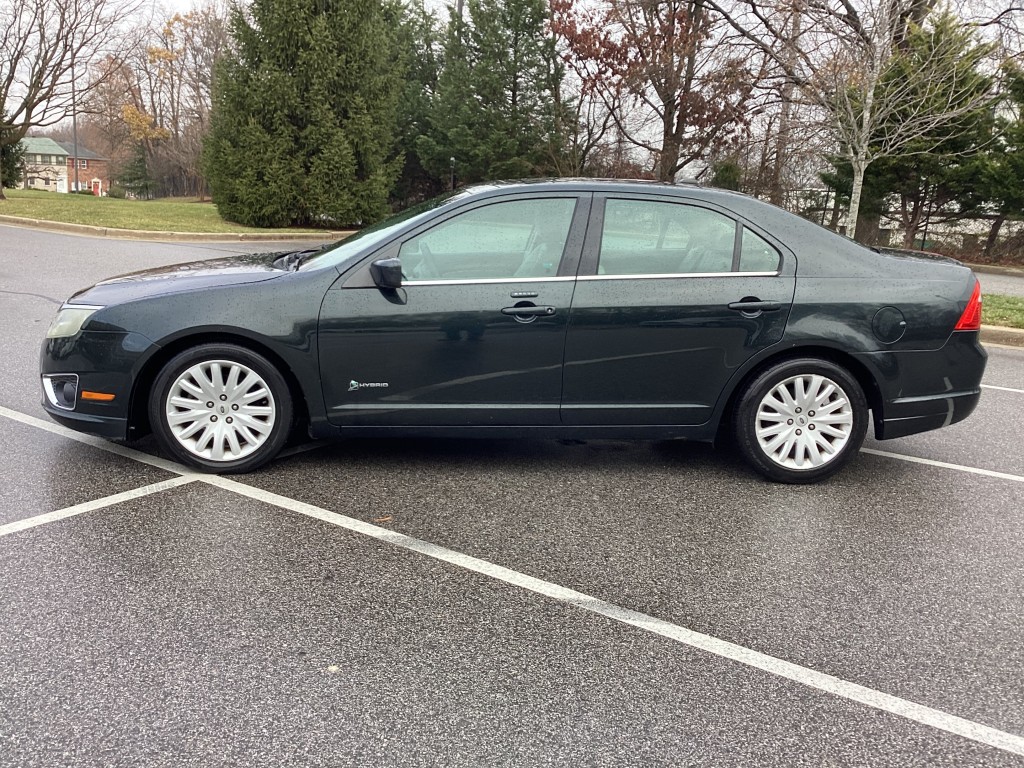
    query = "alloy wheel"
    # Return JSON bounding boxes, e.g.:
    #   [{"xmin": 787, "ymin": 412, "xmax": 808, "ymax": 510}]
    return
[
  {"xmin": 164, "ymin": 359, "xmax": 276, "ymax": 462},
  {"xmin": 754, "ymin": 373, "xmax": 854, "ymax": 470}
]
